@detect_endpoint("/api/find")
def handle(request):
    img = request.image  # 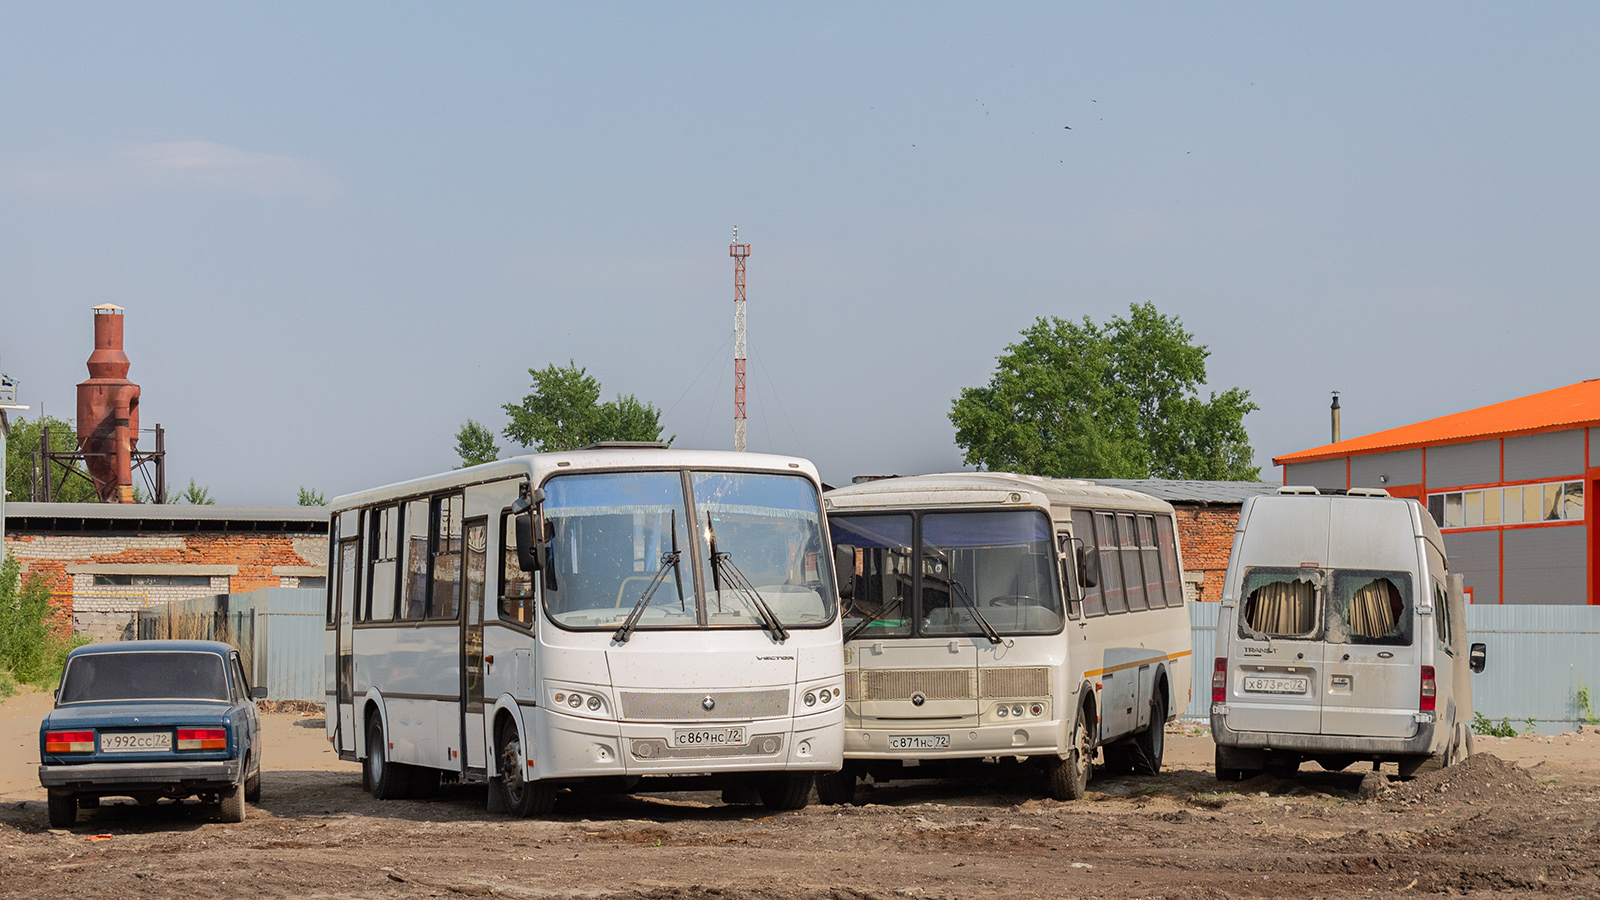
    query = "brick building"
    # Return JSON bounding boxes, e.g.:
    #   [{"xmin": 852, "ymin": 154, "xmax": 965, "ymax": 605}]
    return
[
  {"xmin": 1097, "ymin": 479, "xmax": 1280, "ymax": 602},
  {"xmin": 3, "ymin": 502, "xmax": 328, "ymax": 640},
  {"xmin": 1274, "ymin": 379, "xmax": 1599, "ymax": 606}
]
